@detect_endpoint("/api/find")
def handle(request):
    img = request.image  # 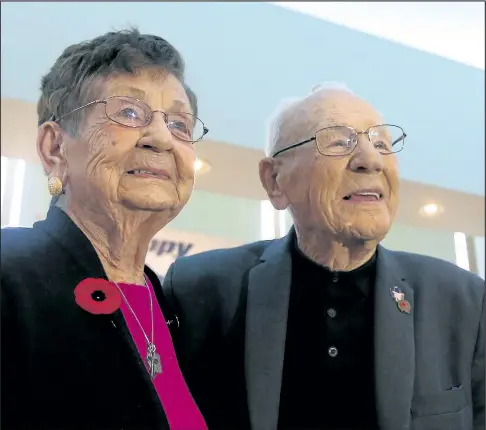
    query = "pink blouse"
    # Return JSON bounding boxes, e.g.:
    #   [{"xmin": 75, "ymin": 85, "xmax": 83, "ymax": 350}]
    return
[{"xmin": 117, "ymin": 279, "xmax": 207, "ymax": 430}]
